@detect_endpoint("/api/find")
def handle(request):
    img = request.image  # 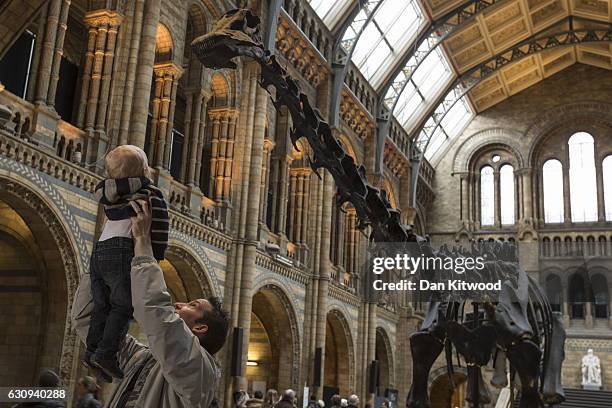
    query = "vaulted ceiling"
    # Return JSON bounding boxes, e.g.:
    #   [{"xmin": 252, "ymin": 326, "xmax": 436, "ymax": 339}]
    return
[{"xmin": 423, "ymin": 0, "xmax": 612, "ymax": 112}]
